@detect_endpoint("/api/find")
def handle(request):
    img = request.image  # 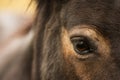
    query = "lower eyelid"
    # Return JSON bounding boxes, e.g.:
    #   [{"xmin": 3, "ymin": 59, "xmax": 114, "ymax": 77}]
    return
[{"xmin": 75, "ymin": 53, "xmax": 97, "ymax": 60}]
